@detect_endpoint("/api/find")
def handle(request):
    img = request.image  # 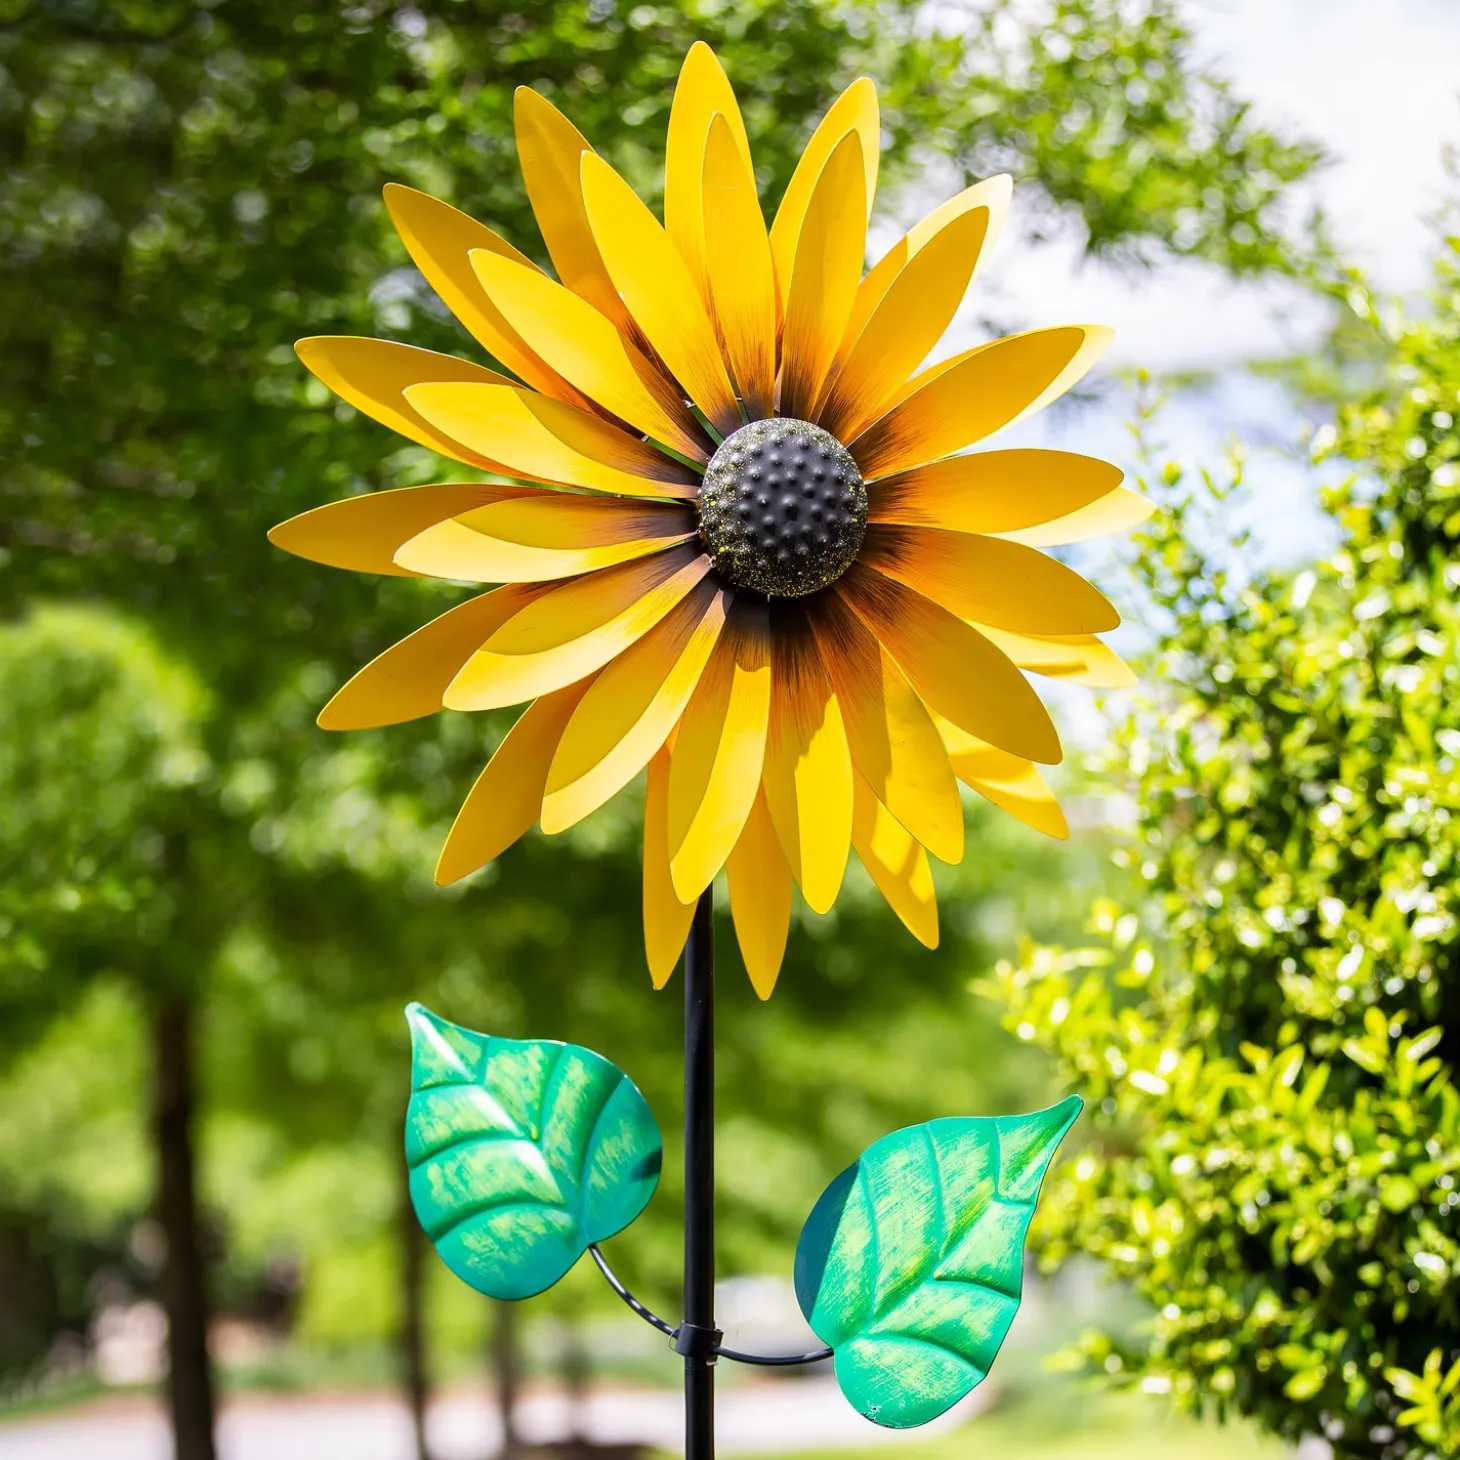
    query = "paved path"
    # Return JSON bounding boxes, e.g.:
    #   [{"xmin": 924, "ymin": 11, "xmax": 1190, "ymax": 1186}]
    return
[{"xmin": 0, "ymin": 1379, "xmax": 986, "ymax": 1459}]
